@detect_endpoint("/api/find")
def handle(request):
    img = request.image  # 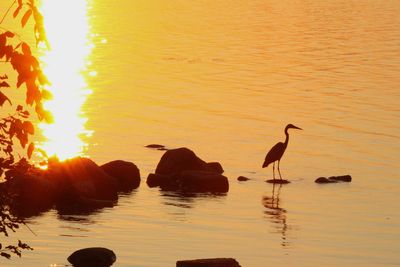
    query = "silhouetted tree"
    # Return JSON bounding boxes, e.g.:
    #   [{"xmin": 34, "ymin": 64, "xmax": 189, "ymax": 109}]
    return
[{"xmin": 0, "ymin": 0, "xmax": 50, "ymax": 259}]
